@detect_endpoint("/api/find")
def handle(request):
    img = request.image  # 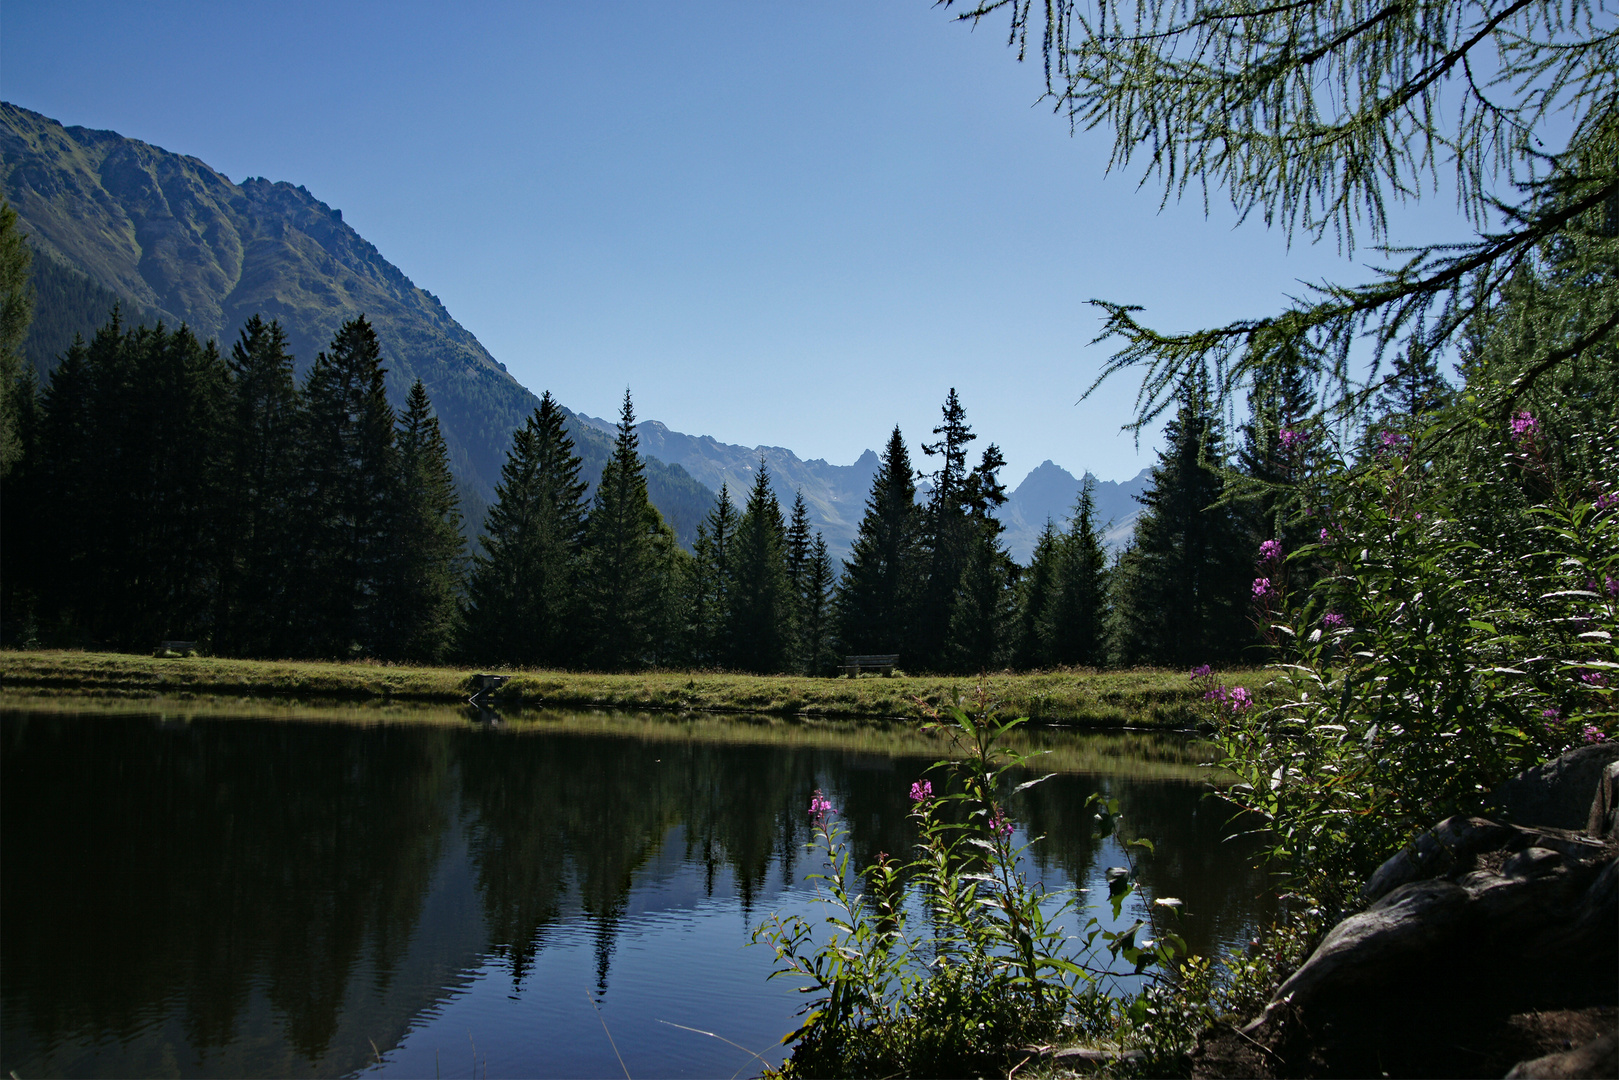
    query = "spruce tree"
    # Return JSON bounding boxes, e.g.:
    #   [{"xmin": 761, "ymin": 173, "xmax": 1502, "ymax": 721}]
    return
[
  {"xmin": 1043, "ymin": 476, "xmax": 1109, "ymax": 667},
  {"xmin": 218, "ymin": 316, "xmax": 301, "ymax": 656},
  {"xmin": 384, "ymin": 379, "xmax": 466, "ymax": 662},
  {"xmin": 944, "ymin": 444, "xmax": 1015, "ymax": 673},
  {"xmin": 836, "ymin": 425, "xmax": 922, "ymax": 663},
  {"xmin": 801, "ymin": 533, "xmax": 837, "ymax": 675},
  {"xmin": 727, "ymin": 459, "xmax": 793, "ymax": 673},
  {"xmin": 580, "ymin": 389, "xmax": 664, "ymax": 670},
  {"xmin": 785, "ymin": 491, "xmax": 813, "ymax": 668},
  {"xmin": 463, "ymin": 391, "xmax": 588, "ymax": 667},
  {"xmin": 1015, "ymin": 520, "xmax": 1060, "ymax": 670},
  {"xmin": 294, "ymin": 315, "xmax": 400, "ymax": 657},
  {"xmin": 1107, "ymin": 374, "xmax": 1251, "ymax": 667},
  {"xmin": 689, "ymin": 484, "xmax": 738, "ymax": 666},
  {"xmin": 915, "ymin": 389, "xmax": 978, "ymax": 670}
]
